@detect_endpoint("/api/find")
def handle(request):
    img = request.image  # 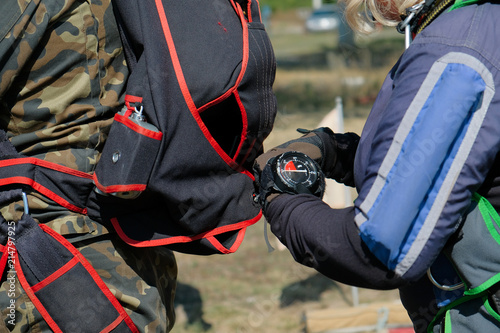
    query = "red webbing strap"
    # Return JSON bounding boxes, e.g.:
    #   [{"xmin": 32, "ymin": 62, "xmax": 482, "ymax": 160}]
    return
[
  {"xmin": 0, "ymin": 157, "xmax": 93, "ymax": 214},
  {"xmin": 42, "ymin": 225, "xmax": 139, "ymax": 332},
  {"xmin": 0, "ymin": 221, "xmax": 18, "ymax": 282},
  {"xmin": 110, "ymin": 210, "xmax": 261, "ymax": 250},
  {"xmin": 14, "ymin": 216, "xmax": 138, "ymax": 333},
  {"xmin": 206, "ymin": 227, "xmax": 247, "ymax": 254},
  {"xmin": 0, "ymin": 243, "xmax": 8, "ymax": 280}
]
